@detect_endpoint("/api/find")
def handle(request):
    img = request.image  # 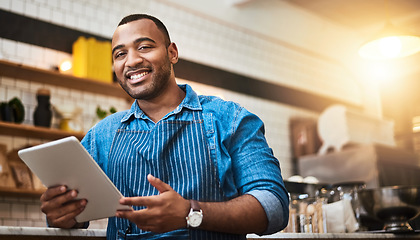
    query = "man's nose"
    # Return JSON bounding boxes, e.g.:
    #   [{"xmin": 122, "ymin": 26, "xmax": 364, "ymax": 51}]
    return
[{"xmin": 125, "ymin": 51, "xmax": 143, "ymax": 68}]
